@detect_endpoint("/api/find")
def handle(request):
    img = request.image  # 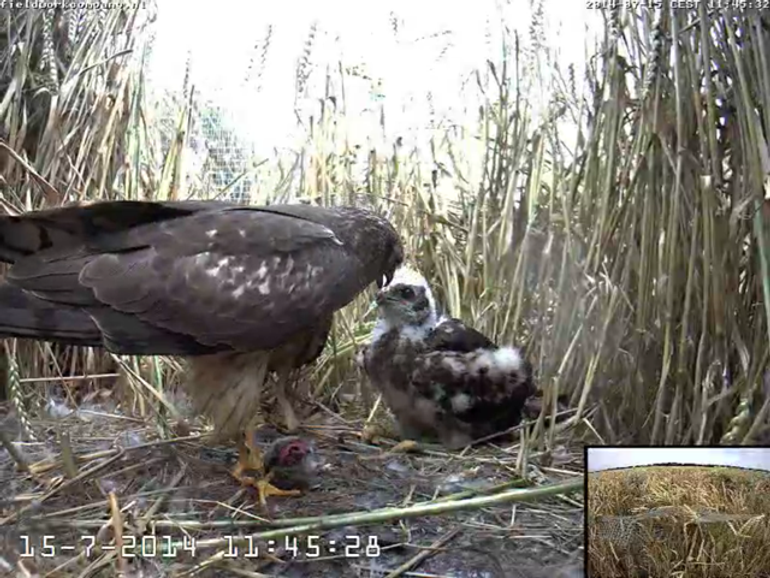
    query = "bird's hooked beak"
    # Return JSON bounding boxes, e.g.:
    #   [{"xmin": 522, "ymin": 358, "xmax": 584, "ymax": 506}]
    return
[{"xmin": 377, "ymin": 270, "xmax": 395, "ymax": 289}]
